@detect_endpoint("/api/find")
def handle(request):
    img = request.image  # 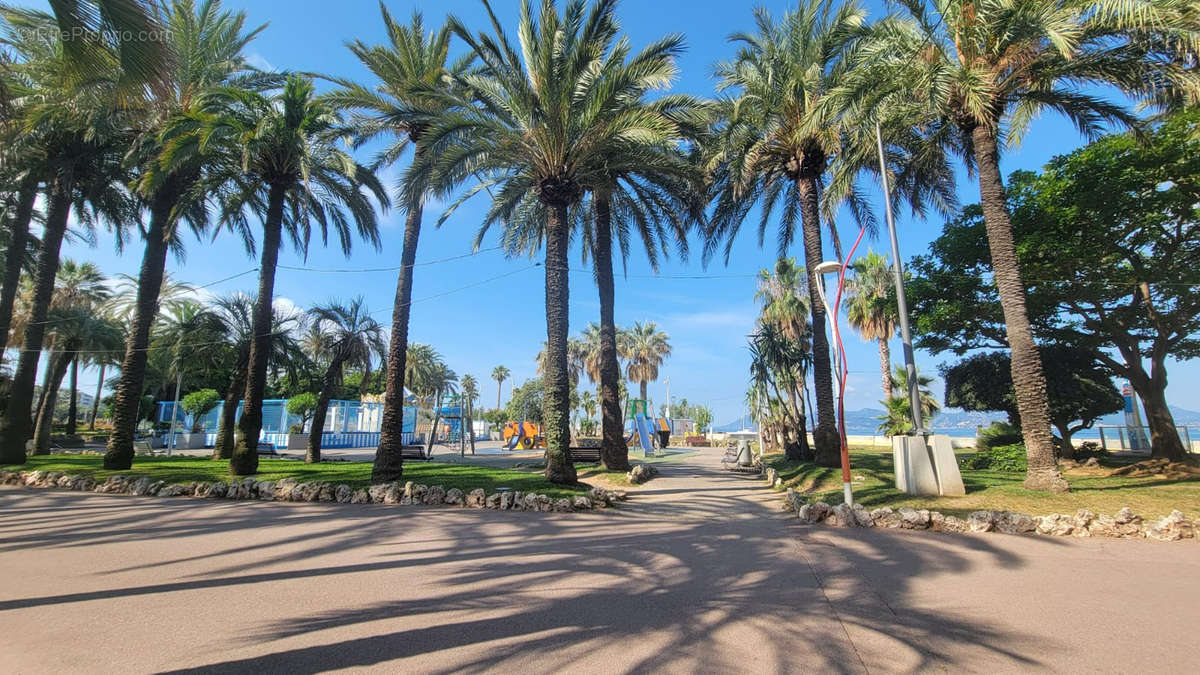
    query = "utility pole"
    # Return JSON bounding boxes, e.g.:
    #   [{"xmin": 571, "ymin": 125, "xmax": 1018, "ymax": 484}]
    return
[
  {"xmin": 876, "ymin": 122, "xmax": 925, "ymax": 434},
  {"xmin": 665, "ymin": 377, "xmax": 671, "ymax": 419}
]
